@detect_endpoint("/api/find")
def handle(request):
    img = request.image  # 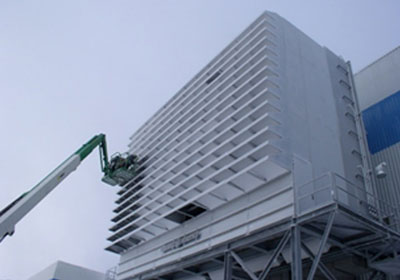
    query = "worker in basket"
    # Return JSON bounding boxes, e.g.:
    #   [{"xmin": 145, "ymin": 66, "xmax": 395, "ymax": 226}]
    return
[{"xmin": 109, "ymin": 154, "xmax": 138, "ymax": 172}]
